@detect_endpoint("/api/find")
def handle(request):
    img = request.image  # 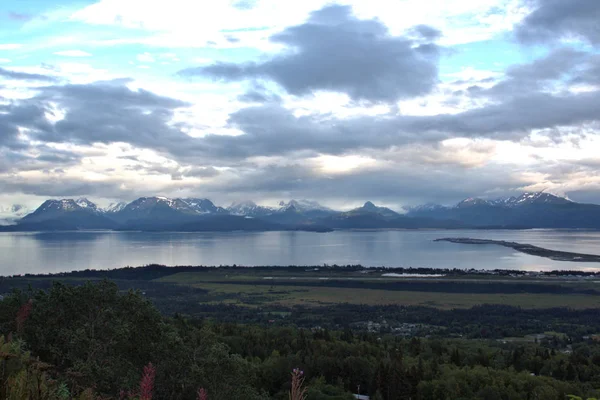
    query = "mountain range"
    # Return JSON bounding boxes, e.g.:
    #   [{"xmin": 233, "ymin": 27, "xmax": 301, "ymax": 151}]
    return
[
  {"xmin": 404, "ymin": 192, "xmax": 600, "ymax": 229},
  {"xmin": 2, "ymin": 192, "xmax": 600, "ymax": 232}
]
